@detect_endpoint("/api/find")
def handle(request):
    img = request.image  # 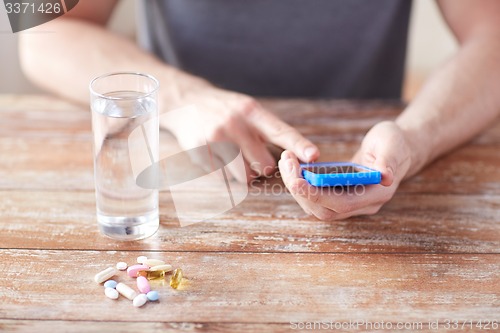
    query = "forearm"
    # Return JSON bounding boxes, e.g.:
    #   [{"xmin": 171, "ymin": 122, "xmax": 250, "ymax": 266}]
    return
[
  {"xmin": 19, "ymin": 18, "xmax": 206, "ymax": 107},
  {"xmin": 396, "ymin": 35, "xmax": 500, "ymax": 177}
]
